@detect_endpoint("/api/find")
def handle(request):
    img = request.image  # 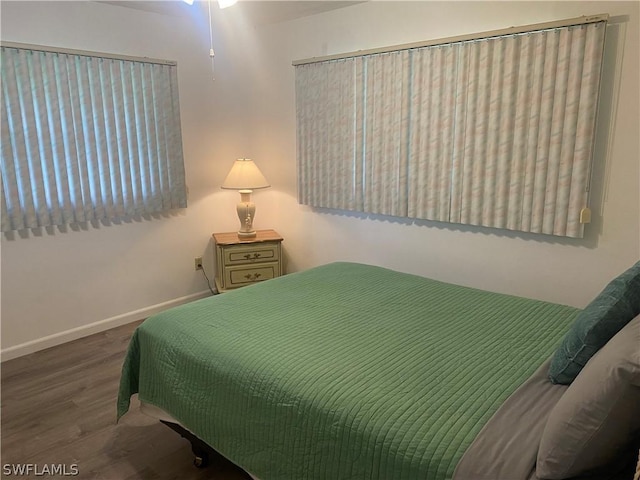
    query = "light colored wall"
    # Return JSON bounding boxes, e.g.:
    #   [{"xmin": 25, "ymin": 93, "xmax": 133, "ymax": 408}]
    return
[{"xmin": 1, "ymin": 1, "xmax": 638, "ymax": 359}]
